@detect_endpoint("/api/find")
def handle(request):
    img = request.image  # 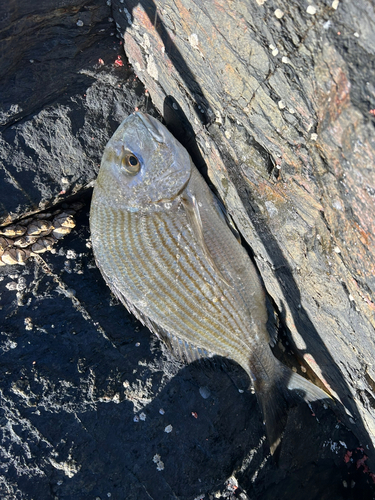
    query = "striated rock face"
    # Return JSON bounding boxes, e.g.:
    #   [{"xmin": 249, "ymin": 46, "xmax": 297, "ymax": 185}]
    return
[
  {"xmin": 0, "ymin": 0, "xmax": 147, "ymax": 225},
  {"xmin": 117, "ymin": 0, "xmax": 375, "ymax": 449},
  {"xmin": 1, "ymin": 1, "xmax": 375, "ymax": 499}
]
